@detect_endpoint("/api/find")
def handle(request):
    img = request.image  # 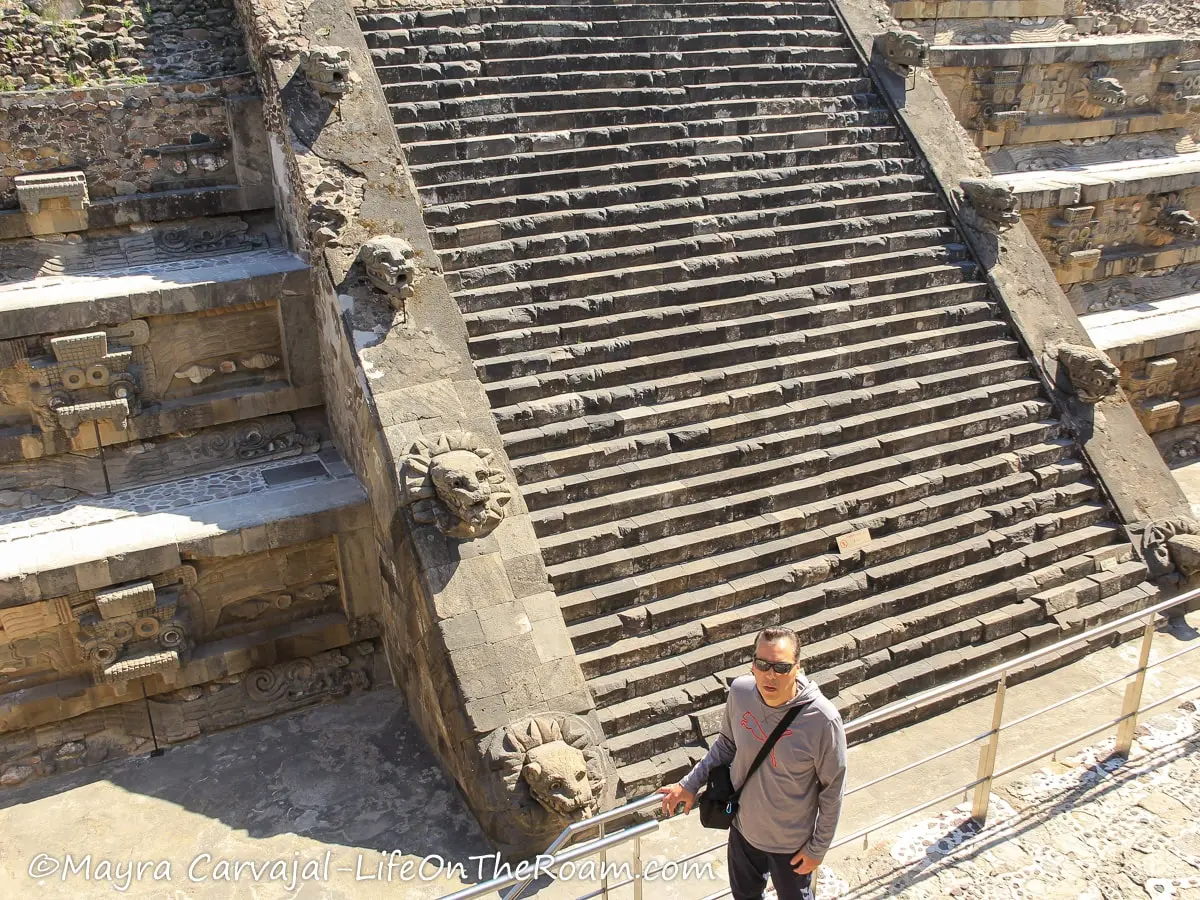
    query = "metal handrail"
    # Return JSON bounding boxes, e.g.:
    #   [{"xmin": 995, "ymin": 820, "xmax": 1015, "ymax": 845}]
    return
[{"xmin": 436, "ymin": 587, "xmax": 1198, "ymax": 900}]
